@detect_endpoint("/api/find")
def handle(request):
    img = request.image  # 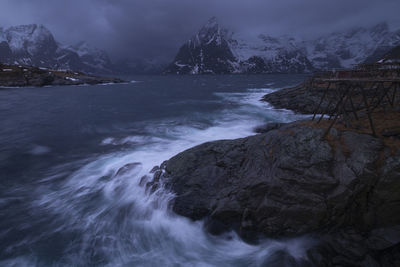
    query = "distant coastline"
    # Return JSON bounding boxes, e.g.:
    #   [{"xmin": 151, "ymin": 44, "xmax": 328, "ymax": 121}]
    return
[{"xmin": 0, "ymin": 64, "xmax": 124, "ymax": 87}]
